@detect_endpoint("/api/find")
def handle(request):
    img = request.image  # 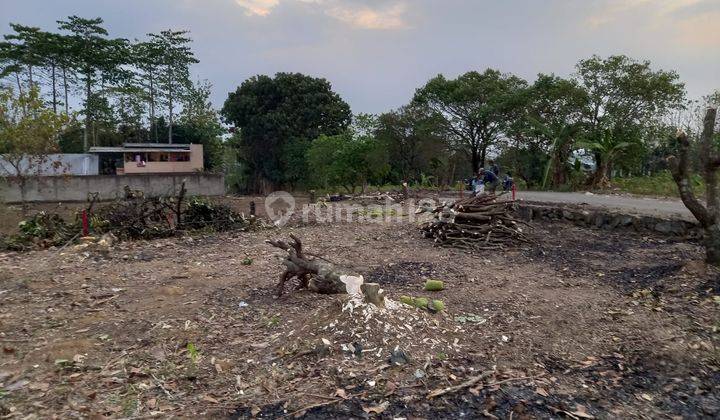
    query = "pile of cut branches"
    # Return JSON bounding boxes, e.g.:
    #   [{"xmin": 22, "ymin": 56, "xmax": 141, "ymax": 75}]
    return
[
  {"xmin": 2, "ymin": 185, "xmax": 263, "ymax": 250},
  {"xmin": 420, "ymin": 194, "xmax": 529, "ymax": 250}
]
